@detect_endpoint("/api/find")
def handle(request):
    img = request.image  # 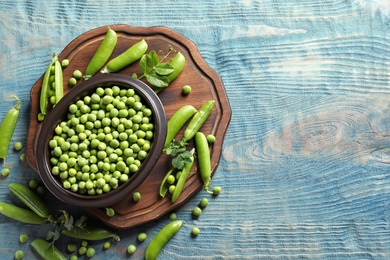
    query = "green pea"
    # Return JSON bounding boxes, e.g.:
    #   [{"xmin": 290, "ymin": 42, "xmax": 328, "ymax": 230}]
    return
[
  {"xmin": 14, "ymin": 141, "xmax": 22, "ymax": 151},
  {"xmin": 73, "ymin": 69, "xmax": 83, "ymax": 79},
  {"xmin": 15, "ymin": 250, "xmax": 24, "ymax": 260},
  {"xmin": 213, "ymin": 186, "xmax": 222, "ymax": 195},
  {"xmin": 127, "ymin": 244, "xmax": 136, "ymax": 254},
  {"xmin": 168, "ymin": 185, "xmax": 175, "ymax": 194},
  {"xmin": 103, "ymin": 241, "xmax": 111, "ymax": 250},
  {"xmin": 138, "ymin": 232, "xmax": 147, "ymax": 242},
  {"xmin": 200, "ymin": 198, "xmax": 209, "ymax": 208},
  {"xmin": 28, "ymin": 179, "xmax": 39, "ymax": 190},
  {"xmin": 182, "ymin": 85, "xmax": 192, "ymax": 95},
  {"xmin": 69, "ymin": 77, "xmax": 77, "ymax": 87},
  {"xmin": 1, "ymin": 168, "xmax": 10, "ymax": 177},
  {"xmin": 192, "ymin": 227, "xmax": 200, "ymax": 236},
  {"xmin": 61, "ymin": 59, "xmax": 69, "ymax": 67},
  {"xmin": 133, "ymin": 191, "xmax": 141, "ymax": 202},
  {"xmin": 167, "ymin": 175, "xmax": 175, "ymax": 185},
  {"xmin": 169, "ymin": 212, "xmax": 177, "ymax": 220},
  {"xmin": 78, "ymin": 246, "xmax": 87, "ymax": 255},
  {"xmin": 67, "ymin": 243, "xmax": 77, "ymax": 253},
  {"xmin": 19, "ymin": 234, "xmax": 28, "ymax": 243},
  {"xmin": 19, "ymin": 153, "xmax": 26, "ymax": 161},
  {"xmin": 86, "ymin": 247, "xmax": 95, "ymax": 257},
  {"xmin": 192, "ymin": 206, "xmax": 202, "ymax": 217},
  {"xmin": 106, "ymin": 207, "xmax": 115, "ymax": 217},
  {"xmin": 206, "ymin": 134, "xmax": 216, "ymax": 143}
]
